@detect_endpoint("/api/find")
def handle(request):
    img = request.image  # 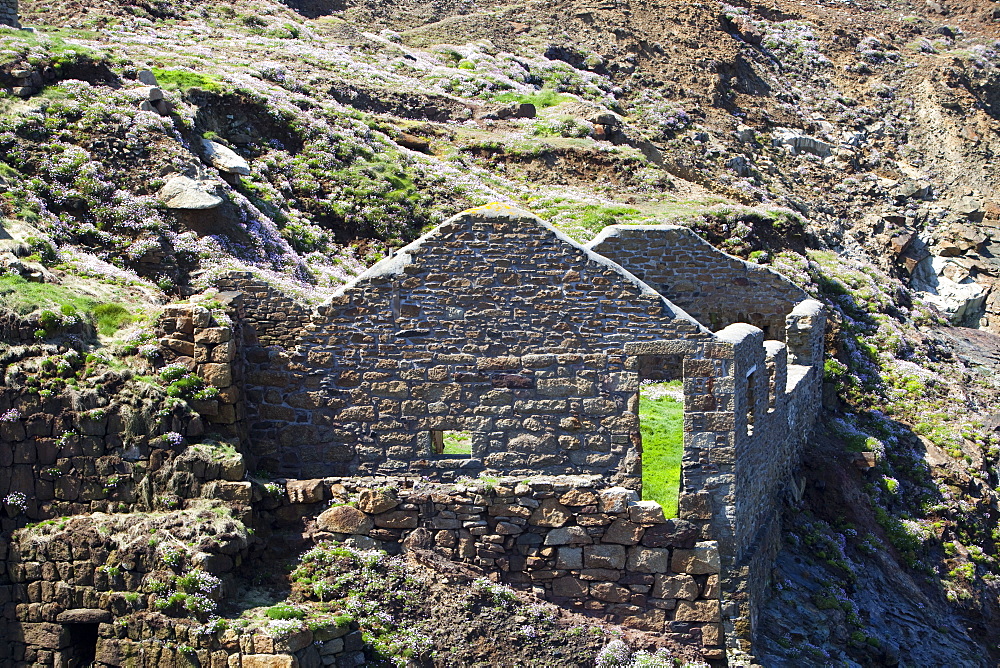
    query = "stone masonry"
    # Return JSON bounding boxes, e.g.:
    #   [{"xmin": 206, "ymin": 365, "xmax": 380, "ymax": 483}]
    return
[
  {"xmin": 0, "ymin": 203, "xmax": 824, "ymax": 665},
  {"xmin": 0, "ymin": 0, "xmax": 17, "ymax": 29},
  {"xmin": 311, "ymin": 476, "xmax": 727, "ymax": 657},
  {"xmin": 590, "ymin": 224, "xmax": 810, "ymax": 338},
  {"xmin": 218, "ymin": 204, "xmax": 826, "ymax": 660},
  {"xmin": 239, "ymin": 204, "xmax": 717, "ymax": 485},
  {"xmin": 156, "ymin": 298, "xmax": 244, "ymax": 432}
]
